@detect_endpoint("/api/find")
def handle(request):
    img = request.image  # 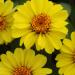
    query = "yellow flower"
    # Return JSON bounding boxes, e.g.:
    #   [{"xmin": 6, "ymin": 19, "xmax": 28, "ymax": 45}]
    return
[
  {"xmin": 12, "ymin": 0, "xmax": 69, "ymax": 54},
  {"xmin": 56, "ymin": 32, "xmax": 75, "ymax": 75},
  {"xmin": 0, "ymin": 0, "xmax": 14, "ymax": 44},
  {"xmin": 0, "ymin": 48, "xmax": 52, "ymax": 75}
]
